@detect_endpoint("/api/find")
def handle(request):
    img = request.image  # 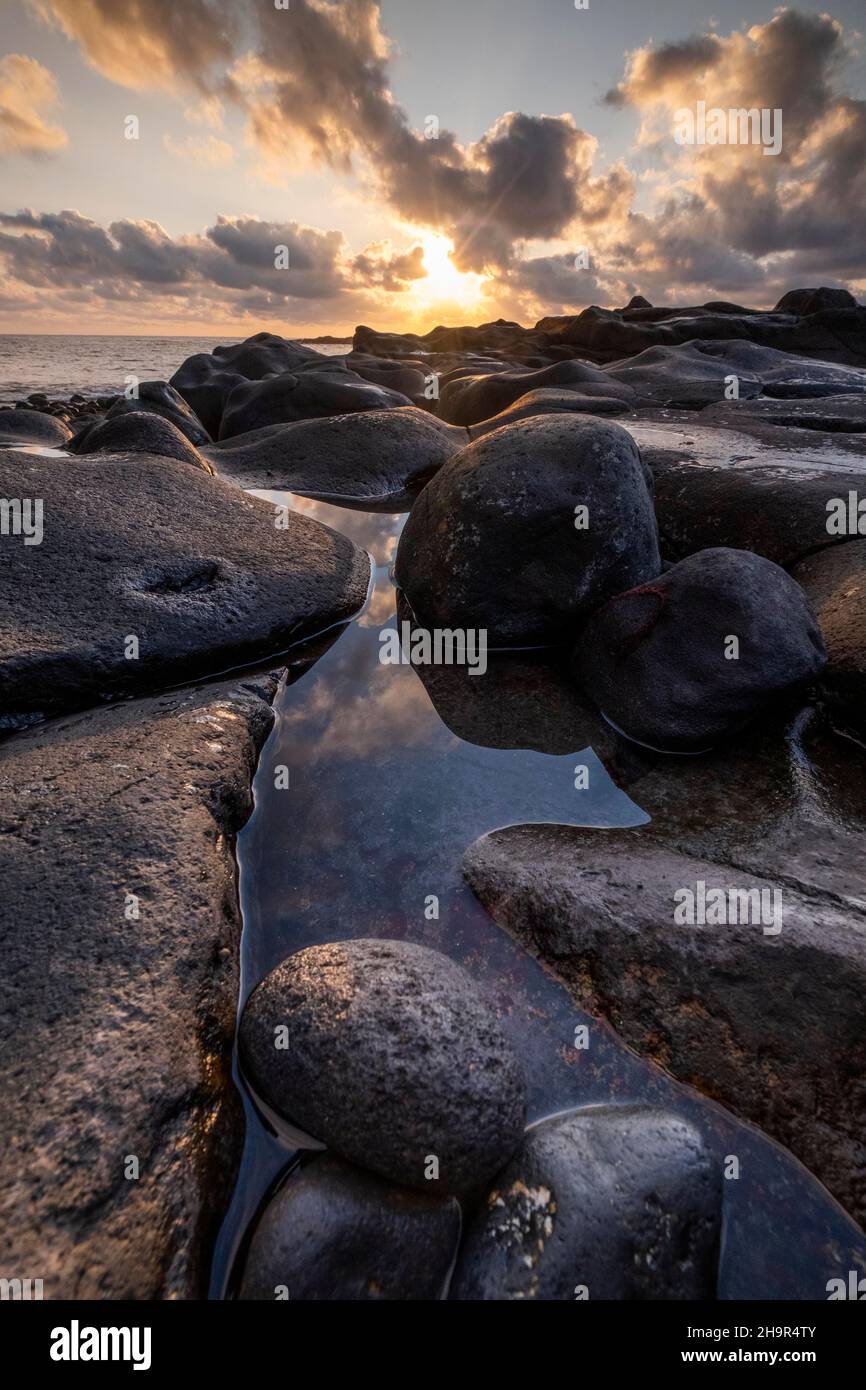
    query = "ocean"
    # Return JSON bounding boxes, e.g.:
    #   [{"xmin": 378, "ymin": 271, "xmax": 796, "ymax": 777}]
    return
[{"xmin": 0, "ymin": 335, "xmax": 351, "ymax": 404}]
